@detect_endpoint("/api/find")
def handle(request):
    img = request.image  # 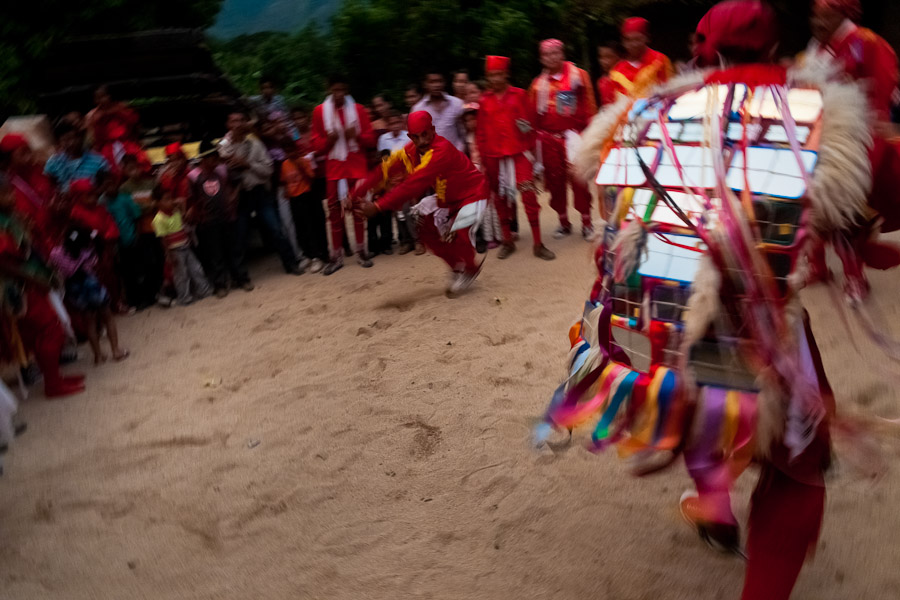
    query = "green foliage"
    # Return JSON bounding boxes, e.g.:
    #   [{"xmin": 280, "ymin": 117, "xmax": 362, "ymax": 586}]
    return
[{"xmin": 0, "ymin": 0, "xmax": 224, "ymax": 117}]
